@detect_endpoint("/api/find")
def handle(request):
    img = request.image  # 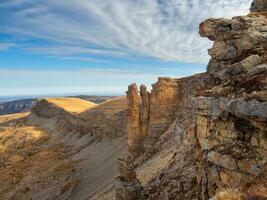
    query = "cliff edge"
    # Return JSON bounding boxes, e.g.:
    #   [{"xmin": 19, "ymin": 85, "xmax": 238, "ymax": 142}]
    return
[{"xmin": 115, "ymin": 0, "xmax": 267, "ymax": 199}]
